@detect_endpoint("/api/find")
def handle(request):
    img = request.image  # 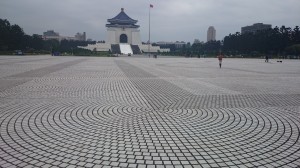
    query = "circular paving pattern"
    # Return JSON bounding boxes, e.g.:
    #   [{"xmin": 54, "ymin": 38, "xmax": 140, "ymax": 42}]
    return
[
  {"xmin": 0, "ymin": 56, "xmax": 300, "ymax": 168},
  {"xmin": 1, "ymin": 101, "xmax": 300, "ymax": 167}
]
